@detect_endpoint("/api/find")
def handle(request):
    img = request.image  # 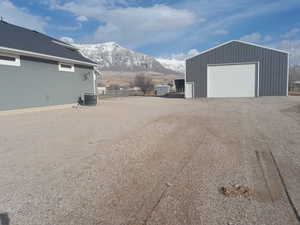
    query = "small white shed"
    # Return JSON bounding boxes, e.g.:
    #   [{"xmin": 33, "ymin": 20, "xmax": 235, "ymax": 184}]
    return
[
  {"xmin": 155, "ymin": 85, "xmax": 170, "ymax": 96},
  {"xmin": 97, "ymin": 87, "xmax": 106, "ymax": 95}
]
